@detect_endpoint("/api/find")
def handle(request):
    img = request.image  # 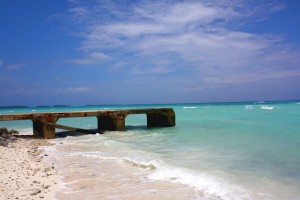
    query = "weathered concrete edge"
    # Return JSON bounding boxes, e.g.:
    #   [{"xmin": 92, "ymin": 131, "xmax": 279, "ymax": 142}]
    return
[{"xmin": 0, "ymin": 108, "xmax": 176, "ymax": 139}]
